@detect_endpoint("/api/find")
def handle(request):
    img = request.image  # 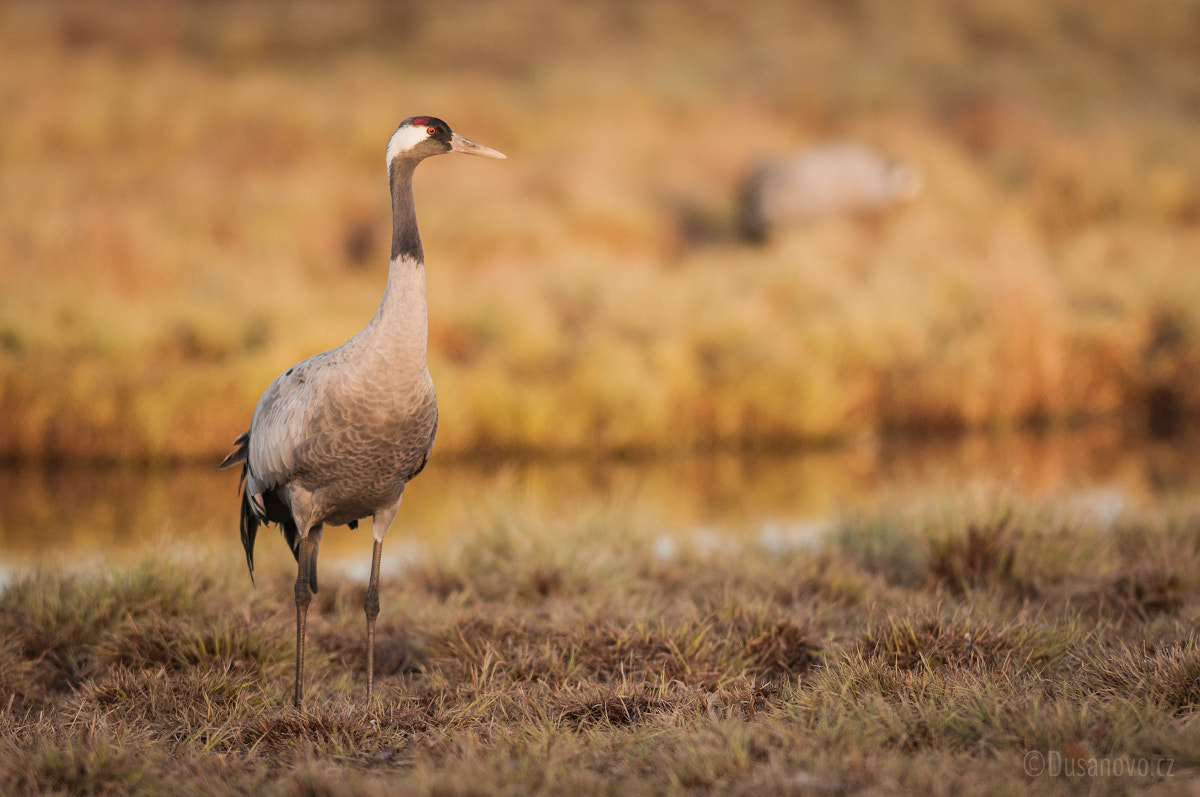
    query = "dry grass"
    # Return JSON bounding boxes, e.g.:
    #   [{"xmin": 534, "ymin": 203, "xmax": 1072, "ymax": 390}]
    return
[
  {"xmin": 3, "ymin": 495, "xmax": 1200, "ymax": 793},
  {"xmin": 3, "ymin": 0, "xmax": 1200, "ymax": 462}
]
